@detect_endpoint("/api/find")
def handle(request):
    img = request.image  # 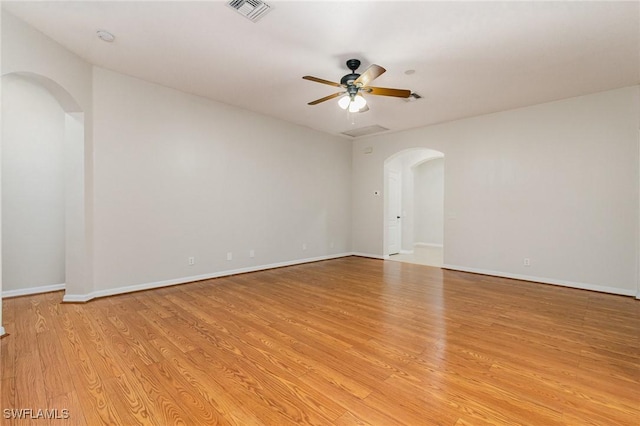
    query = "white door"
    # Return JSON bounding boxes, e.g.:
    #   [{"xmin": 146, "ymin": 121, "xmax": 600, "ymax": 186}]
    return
[{"xmin": 387, "ymin": 170, "xmax": 402, "ymax": 255}]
